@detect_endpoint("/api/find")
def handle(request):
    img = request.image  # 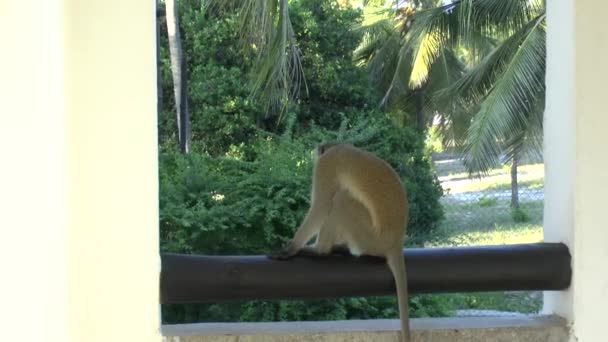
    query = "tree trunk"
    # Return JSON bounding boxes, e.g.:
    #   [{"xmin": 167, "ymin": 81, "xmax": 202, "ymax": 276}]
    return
[
  {"xmin": 414, "ymin": 89, "xmax": 425, "ymax": 134},
  {"xmin": 156, "ymin": 1, "xmax": 162, "ymax": 124},
  {"xmin": 165, "ymin": 0, "xmax": 190, "ymax": 154},
  {"xmin": 511, "ymin": 152, "xmax": 520, "ymax": 208}
]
